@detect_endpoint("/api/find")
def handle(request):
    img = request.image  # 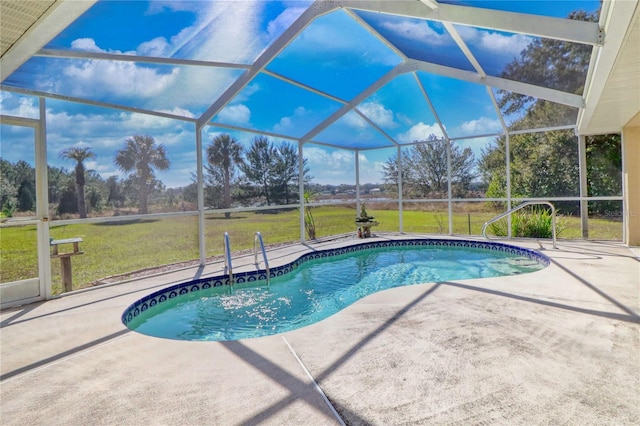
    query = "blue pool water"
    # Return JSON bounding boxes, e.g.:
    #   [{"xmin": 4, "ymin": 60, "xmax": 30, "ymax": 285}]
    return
[{"xmin": 124, "ymin": 240, "xmax": 547, "ymax": 341}]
